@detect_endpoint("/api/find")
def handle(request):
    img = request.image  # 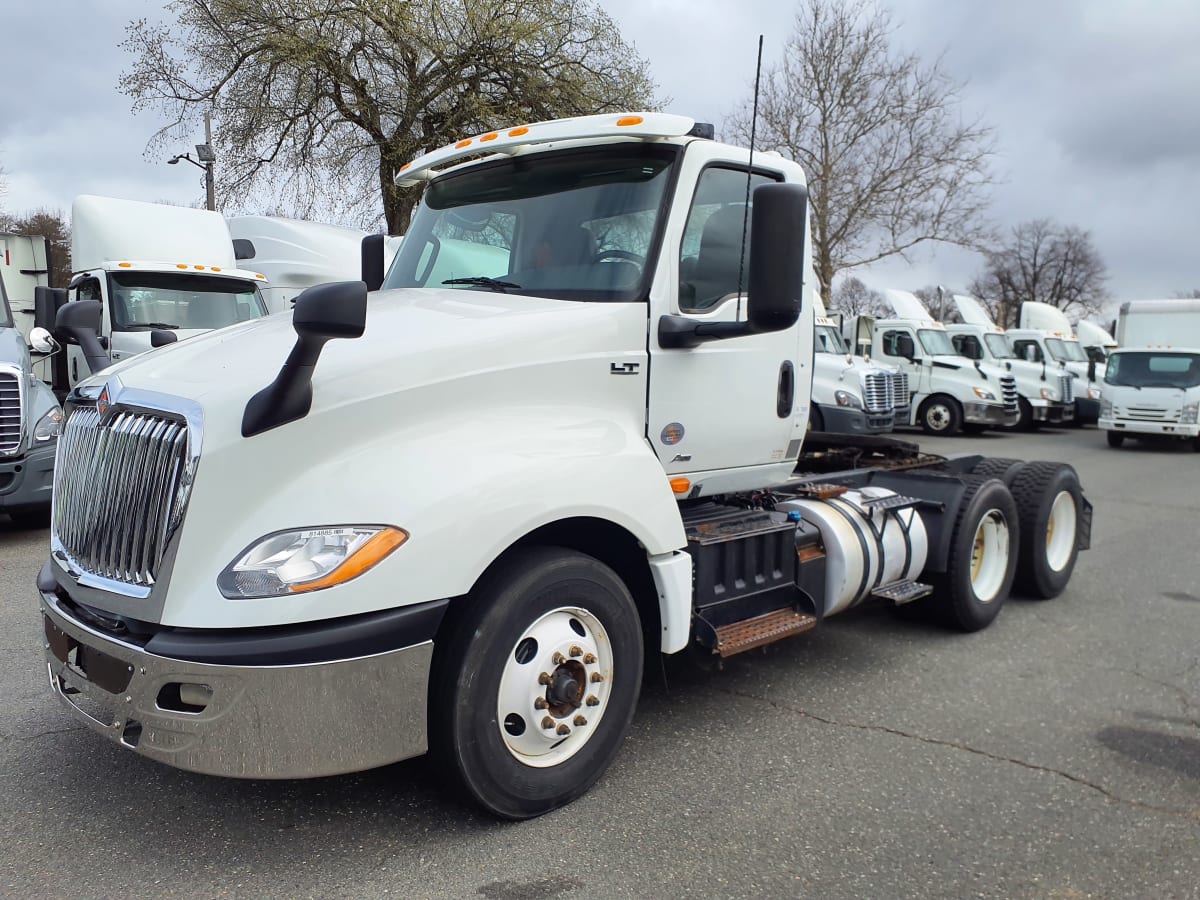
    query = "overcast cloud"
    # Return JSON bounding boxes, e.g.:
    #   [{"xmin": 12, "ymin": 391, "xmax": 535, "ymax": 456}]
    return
[{"xmin": 2, "ymin": 0, "xmax": 1198, "ymax": 310}]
